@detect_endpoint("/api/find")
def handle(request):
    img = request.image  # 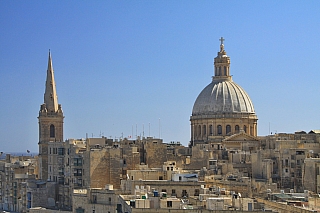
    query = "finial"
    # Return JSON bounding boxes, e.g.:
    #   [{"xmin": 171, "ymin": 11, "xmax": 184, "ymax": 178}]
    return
[{"xmin": 219, "ymin": 37, "xmax": 225, "ymax": 45}]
